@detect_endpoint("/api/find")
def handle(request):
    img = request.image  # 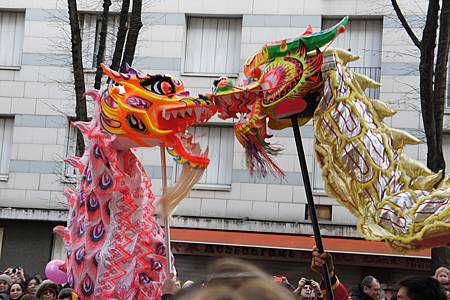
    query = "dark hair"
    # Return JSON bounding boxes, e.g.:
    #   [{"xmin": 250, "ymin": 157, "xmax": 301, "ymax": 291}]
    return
[
  {"xmin": 361, "ymin": 276, "xmax": 377, "ymax": 288},
  {"xmin": 26, "ymin": 276, "xmax": 42, "ymax": 288},
  {"xmin": 398, "ymin": 276, "xmax": 447, "ymax": 300},
  {"xmin": 58, "ymin": 287, "xmax": 74, "ymax": 299}
]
